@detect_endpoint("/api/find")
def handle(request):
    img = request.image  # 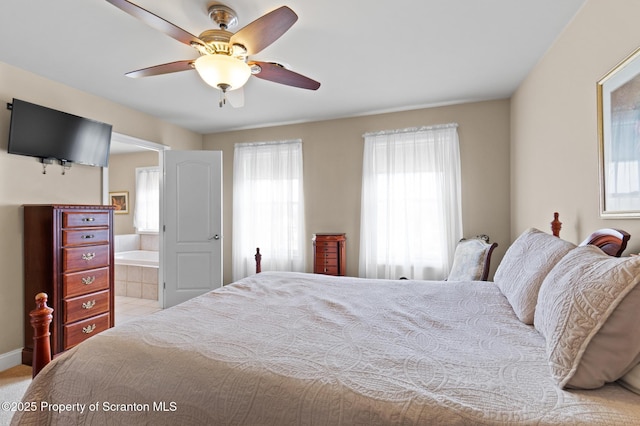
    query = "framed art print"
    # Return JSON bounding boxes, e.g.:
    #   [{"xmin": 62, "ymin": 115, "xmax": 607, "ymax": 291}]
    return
[
  {"xmin": 109, "ymin": 191, "xmax": 129, "ymax": 214},
  {"xmin": 598, "ymin": 47, "xmax": 640, "ymax": 218}
]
